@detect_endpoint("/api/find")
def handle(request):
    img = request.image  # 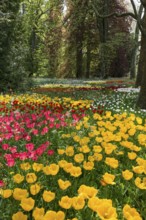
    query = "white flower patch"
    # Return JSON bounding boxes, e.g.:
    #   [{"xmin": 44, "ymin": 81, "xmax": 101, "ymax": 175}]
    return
[{"xmin": 116, "ymin": 88, "xmax": 140, "ymax": 93}]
